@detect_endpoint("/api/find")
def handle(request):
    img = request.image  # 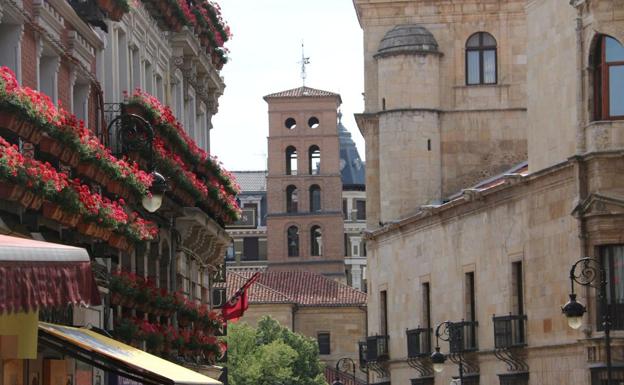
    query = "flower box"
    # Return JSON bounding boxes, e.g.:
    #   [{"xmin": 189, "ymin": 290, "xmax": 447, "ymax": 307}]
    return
[
  {"xmin": 108, "ymin": 233, "xmax": 134, "ymax": 253},
  {"xmin": 26, "ymin": 125, "xmax": 42, "ymax": 145},
  {"xmin": 59, "ymin": 147, "xmax": 79, "ymax": 168},
  {"xmin": 29, "ymin": 195, "xmax": 43, "ymax": 210},
  {"xmin": 0, "ymin": 110, "xmax": 23, "ymax": 134},
  {"xmin": 42, "ymin": 202, "xmax": 64, "ymax": 222},
  {"xmin": 76, "ymin": 162, "xmax": 97, "ymax": 180},
  {"xmin": 38, "ymin": 134, "xmax": 63, "ymax": 157},
  {"xmin": 77, "ymin": 221, "xmax": 99, "ymax": 237},
  {"xmin": 17, "ymin": 120, "xmax": 34, "ymax": 140},
  {"xmin": 107, "ymin": 180, "xmax": 130, "ymax": 198},
  {"xmin": 18, "ymin": 190, "xmax": 35, "ymax": 208},
  {"xmin": 0, "ymin": 180, "xmax": 24, "ymax": 202},
  {"xmin": 93, "ymin": 169, "xmax": 111, "ymax": 186},
  {"xmin": 59, "ymin": 211, "xmax": 80, "ymax": 228}
]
